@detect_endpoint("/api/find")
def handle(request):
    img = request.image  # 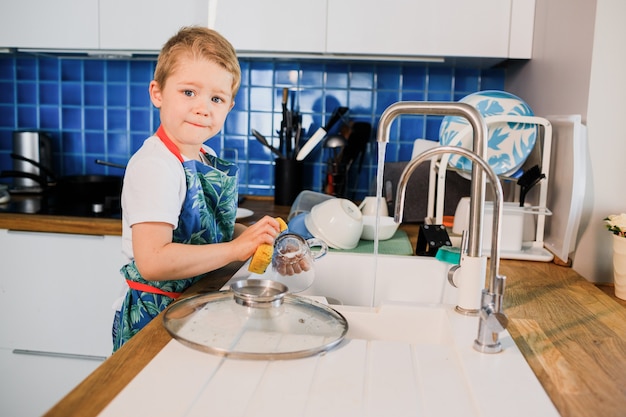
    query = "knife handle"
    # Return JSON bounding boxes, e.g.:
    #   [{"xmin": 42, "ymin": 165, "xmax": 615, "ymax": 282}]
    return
[{"xmin": 282, "ymin": 87, "xmax": 289, "ymax": 105}]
